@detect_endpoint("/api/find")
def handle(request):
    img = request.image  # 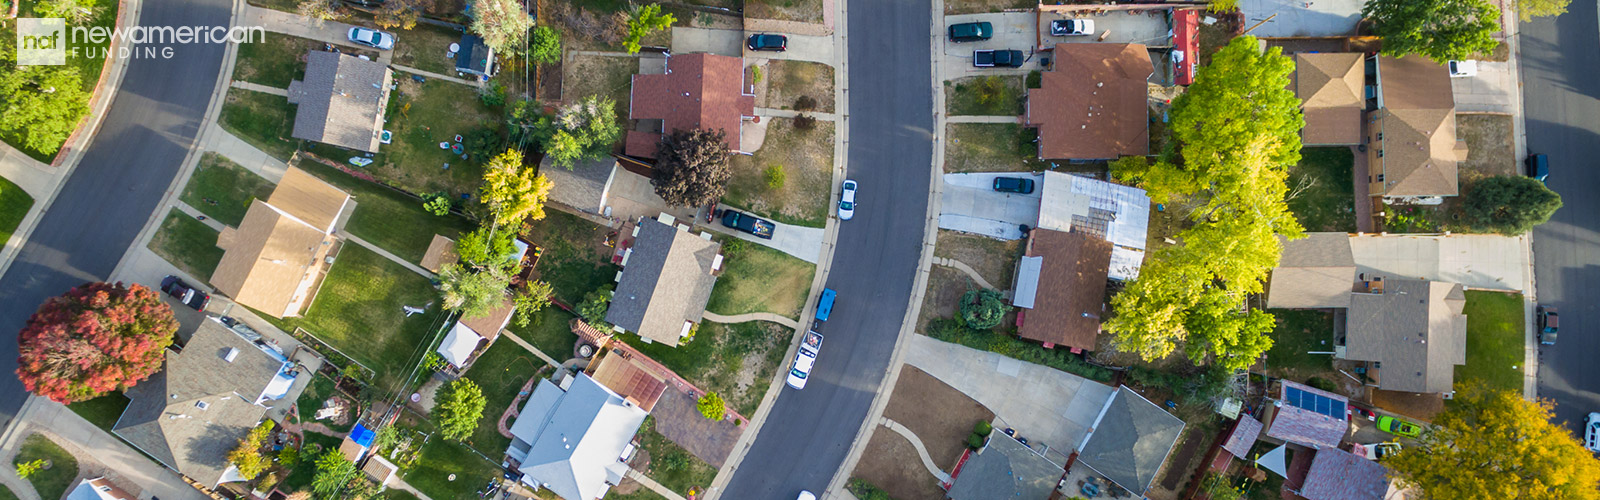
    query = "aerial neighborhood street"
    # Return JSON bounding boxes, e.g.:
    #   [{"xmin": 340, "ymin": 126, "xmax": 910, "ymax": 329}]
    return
[{"xmin": 0, "ymin": 0, "xmax": 1597, "ymax": 498}]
